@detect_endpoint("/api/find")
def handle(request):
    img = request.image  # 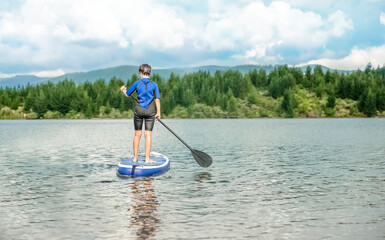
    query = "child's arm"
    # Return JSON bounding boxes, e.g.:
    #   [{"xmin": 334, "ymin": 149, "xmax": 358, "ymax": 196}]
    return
[
  {"xmin": 123, "ymin": 81, "xmax": 139, "ymax": 97},
  {"xmin": 155, "ymin": 99, "xmax": 161, "ymax": 120}
]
